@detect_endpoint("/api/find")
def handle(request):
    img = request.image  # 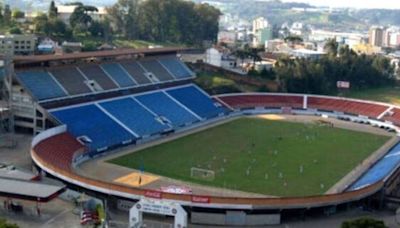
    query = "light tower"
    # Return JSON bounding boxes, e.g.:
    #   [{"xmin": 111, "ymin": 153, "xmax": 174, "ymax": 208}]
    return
[{"xmin": 0, "ymin": 37, "xmax": 15, "ymax": 135}]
